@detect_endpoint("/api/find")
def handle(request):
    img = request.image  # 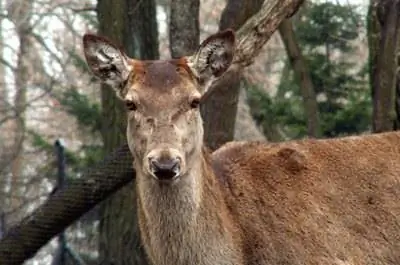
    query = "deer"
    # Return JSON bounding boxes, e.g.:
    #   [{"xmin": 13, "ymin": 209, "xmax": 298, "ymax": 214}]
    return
[{"xmin": 83, "ymin": 29, "xmax": 400, "ymax": 265}]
